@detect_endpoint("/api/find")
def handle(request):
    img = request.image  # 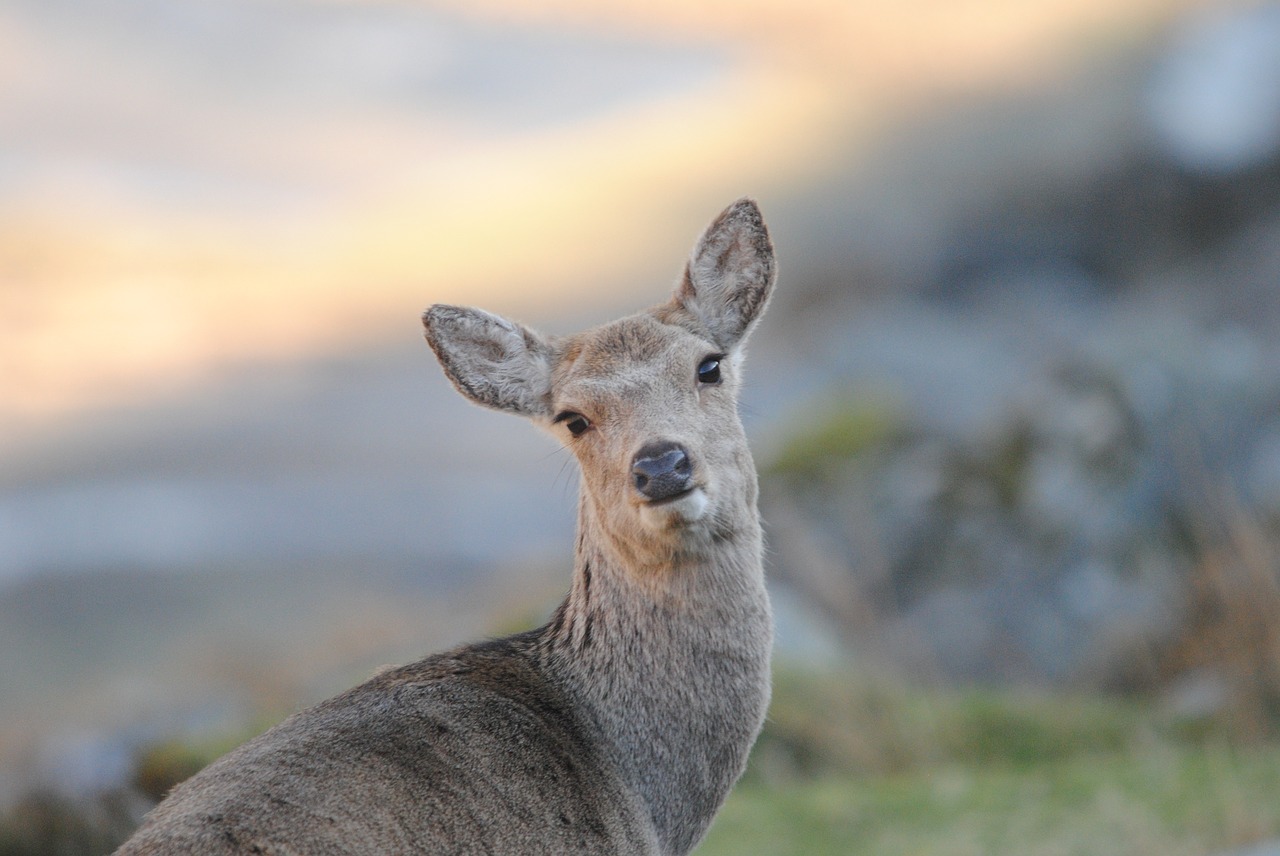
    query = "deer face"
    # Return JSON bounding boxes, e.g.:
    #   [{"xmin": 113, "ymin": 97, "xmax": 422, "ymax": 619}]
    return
[
  {"xmin": 547, "ymin": 313, "xmax": 754, "ymax": 543},
  {"xmin": 424, "ymin": 198, "xmax": 775, "ymax": 553}
]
